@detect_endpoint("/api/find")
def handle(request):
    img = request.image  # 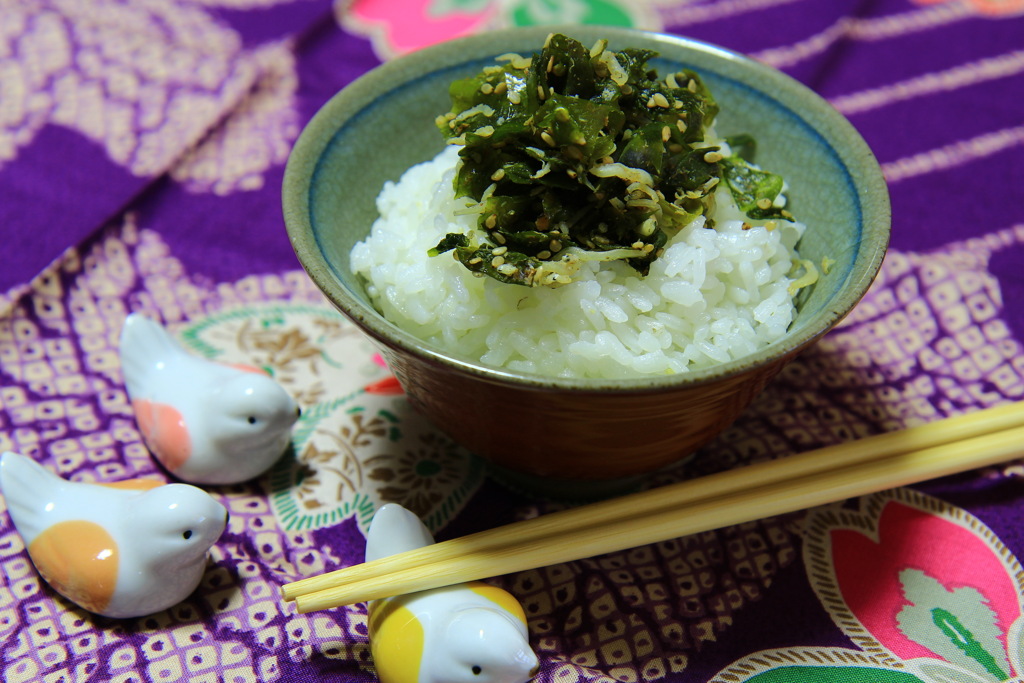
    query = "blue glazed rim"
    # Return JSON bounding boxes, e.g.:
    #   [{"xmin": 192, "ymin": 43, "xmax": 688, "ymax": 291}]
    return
[
  {"xmin": 310, "ymin": 57, "xmax": 863, "ymax": 287},
  {"xmin": 284, "ymin": 26, "xmax": 890, "ymax": 392}
]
